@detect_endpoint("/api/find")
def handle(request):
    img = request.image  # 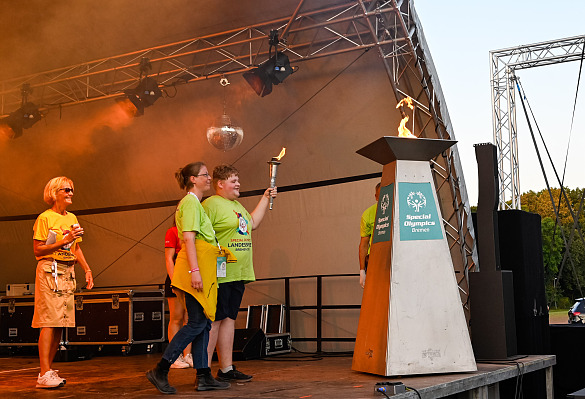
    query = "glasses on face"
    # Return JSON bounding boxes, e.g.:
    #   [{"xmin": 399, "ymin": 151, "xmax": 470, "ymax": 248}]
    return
[
  {"xmin": 59, "ymin": 188, "xmax": 74, "ymax": 194},
  {"xmin": 196, "ymin": 173, "xmax": 210, "ymax": 178}
]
